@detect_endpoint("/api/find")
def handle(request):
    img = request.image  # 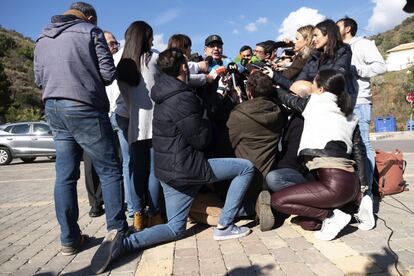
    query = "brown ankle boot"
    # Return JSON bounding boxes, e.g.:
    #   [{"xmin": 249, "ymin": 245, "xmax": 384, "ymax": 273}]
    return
[
  {"xmin": 133, "ymin": 211, "xmax": 147, "ymax": 231},
  {"xmin": 148, "ymin": 213, "xmax": 164, "ymax": 227}
]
